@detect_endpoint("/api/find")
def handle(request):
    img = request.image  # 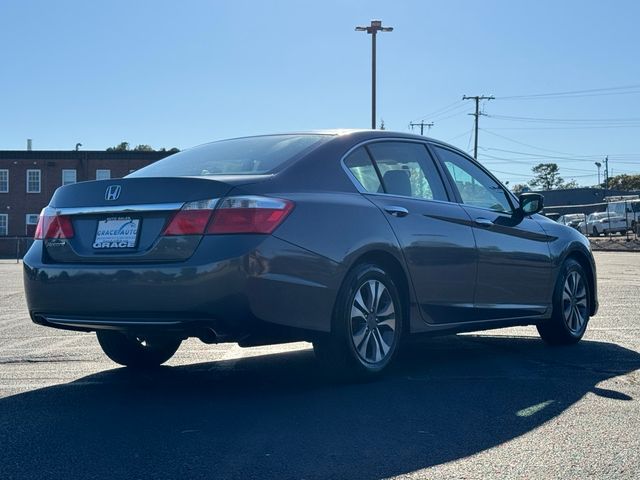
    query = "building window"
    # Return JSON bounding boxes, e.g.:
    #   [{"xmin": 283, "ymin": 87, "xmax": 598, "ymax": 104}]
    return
[
  {"xmin": 96, "ymin": 169, "xmax": 111, "ymax": 180},
  {"xmin": 0, "ymin": 169, "xmax": 8, "ymax": 193},
  {"xmin": 0, "ymin": 214, "xmax": 7, "ymax": 236},
  {"xmin": 25, "ymin": 214, "xmax": 39, "ymax": 236},
  {"xmin": 26, "ymin": 169, "xmax": 41, "ymax": 193},
  {"xmin": 62, "ymin": 169, "xmax": 77, "ymax": 186}
]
